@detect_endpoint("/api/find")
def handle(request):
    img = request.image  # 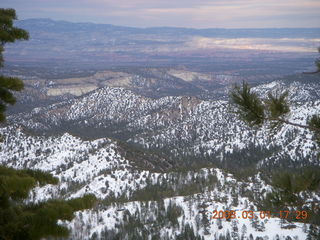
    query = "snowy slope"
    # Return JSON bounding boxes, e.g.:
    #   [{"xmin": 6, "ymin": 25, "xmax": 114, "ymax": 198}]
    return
[
  {"xmin": 1, "ymin": 76, "xmax": 320, "ymax": 239},
  {"xmin": 0, "ymin": 127, "xmax": 317, "ymax": 239},
  {"xmin": 8, "ymin": 77, "xmax": 320, "ymax": 169}
]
